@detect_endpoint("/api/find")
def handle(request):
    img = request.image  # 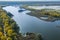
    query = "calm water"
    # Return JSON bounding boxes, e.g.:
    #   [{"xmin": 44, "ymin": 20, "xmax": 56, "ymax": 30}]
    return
[{"xmin": 2, "ymin": 6, "xmax": 60, "ymax": 40}]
